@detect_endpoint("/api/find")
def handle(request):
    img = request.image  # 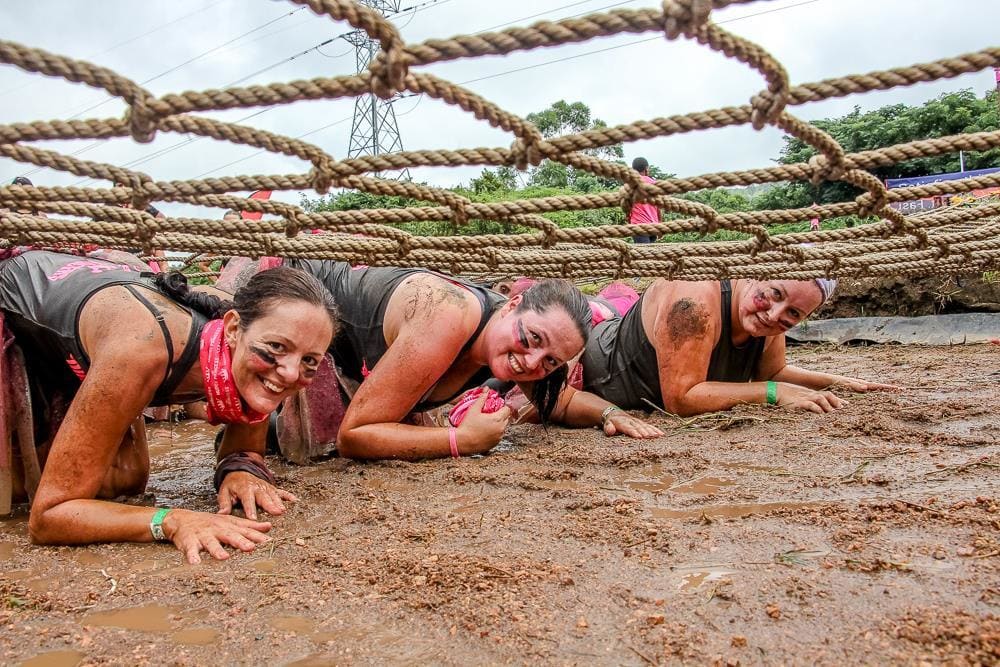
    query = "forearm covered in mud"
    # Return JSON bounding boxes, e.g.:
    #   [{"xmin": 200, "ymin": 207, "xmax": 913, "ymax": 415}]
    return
[
  {"xmin": 29, "ymin": 499, "xmax": 165, "ymax": 545},
  {"xmin": 665, "ymin": 381, "xmax": 773, "ymax": 417},
  {"xmin": 769, "ymin": 364, "xmax": 844, "ymax": 390},
  {"xmin": 554, "ymin": 385, "xmax": 617, "ymax": 428},
  {"xmin": 337, "ymin": 422, "xmax": 472, "ymax": 461}
]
